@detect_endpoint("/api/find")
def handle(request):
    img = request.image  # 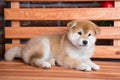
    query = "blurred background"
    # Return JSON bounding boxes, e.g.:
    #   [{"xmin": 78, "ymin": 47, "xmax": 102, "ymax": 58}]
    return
[{"xmin": 0, "ymin": 0, "xmax": 5, "ymax": 60}]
